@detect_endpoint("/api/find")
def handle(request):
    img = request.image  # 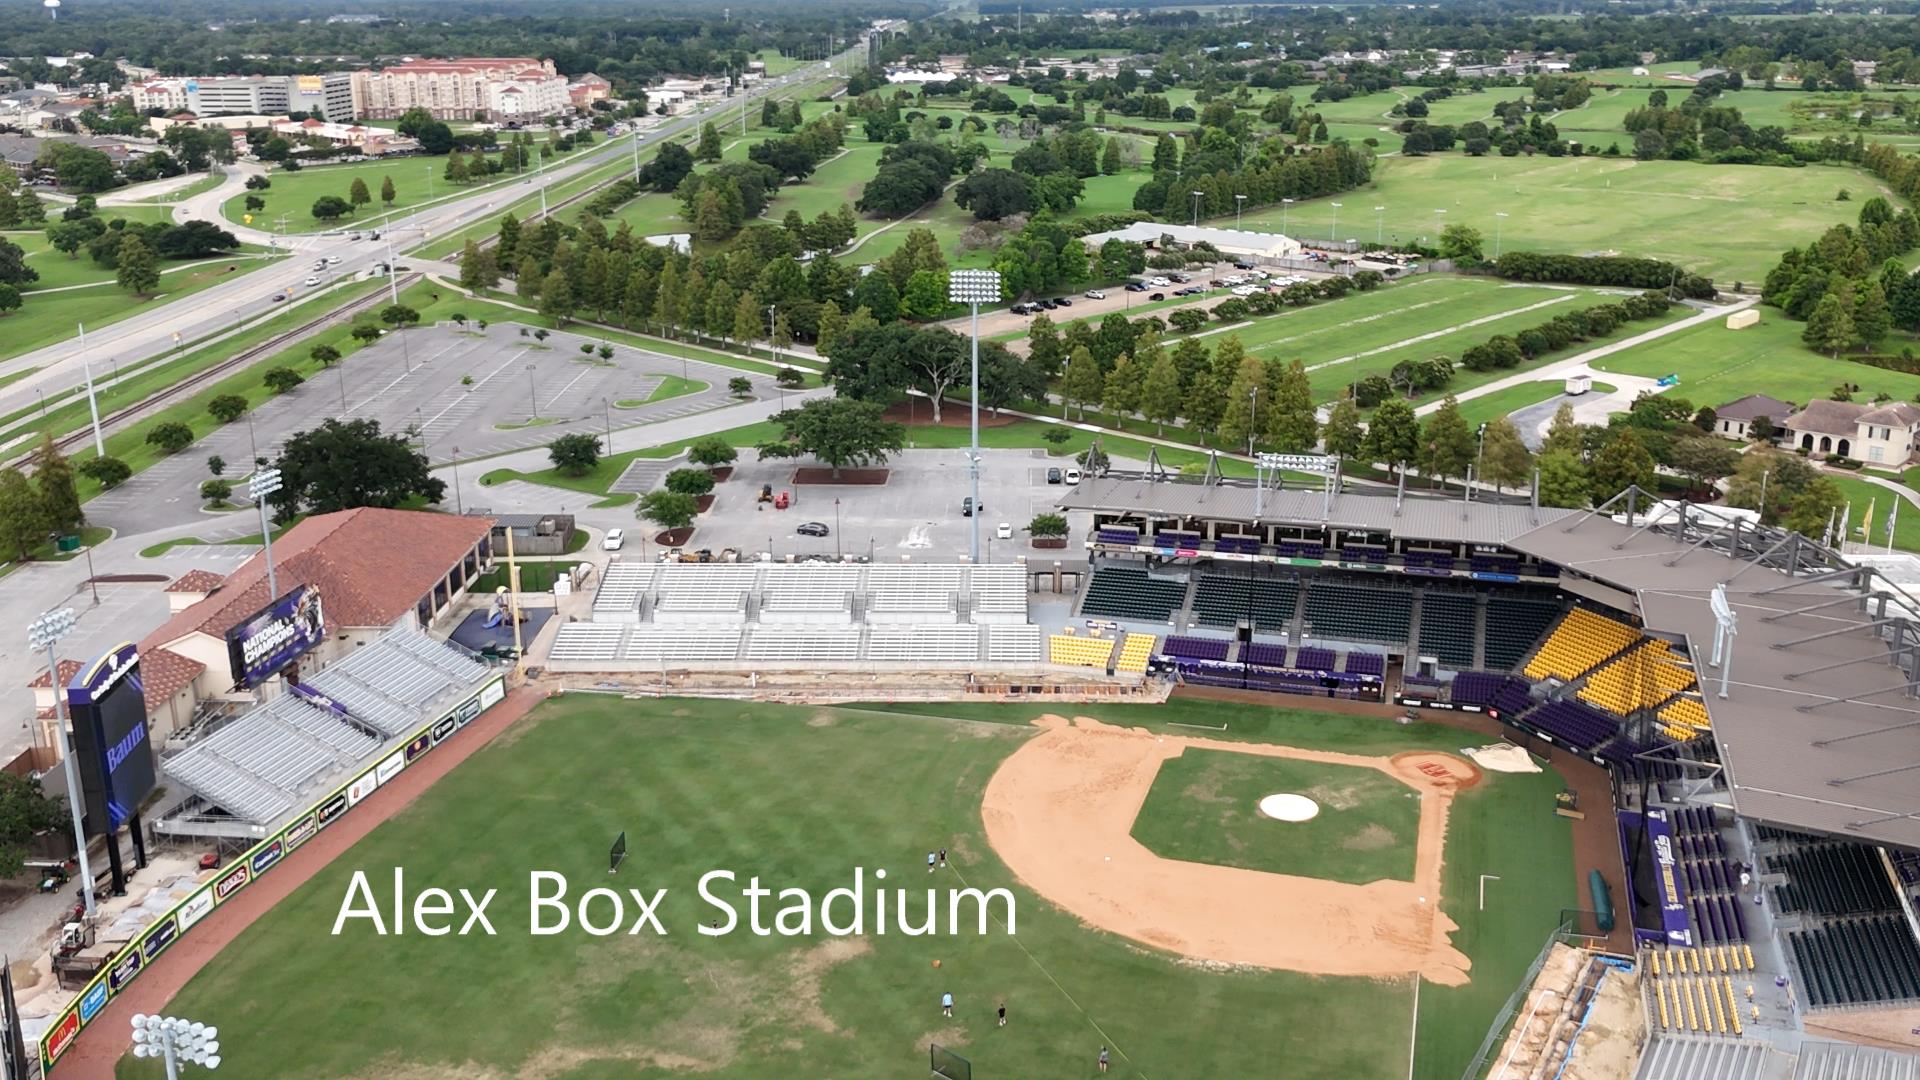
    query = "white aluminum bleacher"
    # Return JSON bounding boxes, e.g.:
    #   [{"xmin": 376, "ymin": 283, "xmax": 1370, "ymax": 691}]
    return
[
  {"xmin": 550, "ymin": 623, "xmax": 626, "ymax": 663},
  {"xmin": 867, "ymin": 625, "xmax": 982, "ymax": 662},
  {"xmin": 654, "ymin": 563, "xmax": 757, "ymax": 625},
  {"xmin": 744, "ymin": 627, "xmax": 863, "ymax": 661},
  {"xmin": 624, "ymin": 627, "xmax": 742, "ymax": 661},
  {"xmin": 592, "ymin": 562, "xmax": 655, "ymax": 624},
  {"xmin": 322, "ymin": 631, "xmax": 483, "ymax": 713},
  {"xmin": 986, "ymin": 624, "xmax": 1045, "ymax": 663},
  {"xmin": 759, "ymin": 565, "xmax": 857, "ymax": 625},
  {"xmin": 969, "ymin": 566, "xmax": 1029, "ymax": 625},
  {"xmin": 867, "ymin": 565, "xmax": 961, "ymax": 624}
]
